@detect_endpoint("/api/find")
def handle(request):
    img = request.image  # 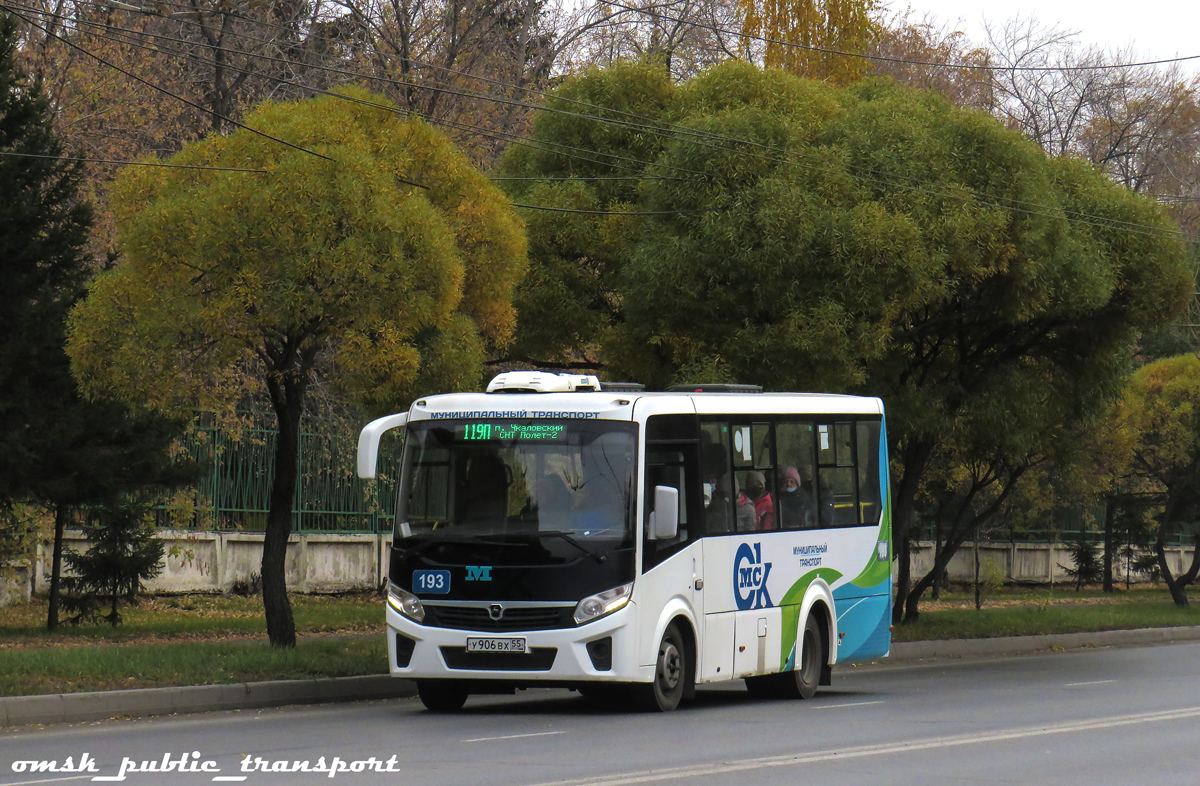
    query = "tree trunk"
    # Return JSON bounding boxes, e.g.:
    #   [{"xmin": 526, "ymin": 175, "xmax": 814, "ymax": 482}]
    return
[
  {"xmin": 46, "ymin": 502, "xmax": 68, "ymax": 630},
  {"xmin": 905, "ymin": 523, "xmax": 972, "ymax": 622},
  {"xmin": 973, "ymin": 538, "xmax": 982, "ymax": 610},
  {"xmin": 1156, "ymin": 495, "xmax": 1189, "ymax": 607},
  {"xmin": 262, "ymin": 377, "xmax": 305, "ymax": 648},
  {"xmin": 891, "ymin": 439, "xmax": 933, "ymax": 625},
  {"xmin": 931, "ymin": 520, "xmax": 943, "ymax": 600},
  {"xmin": 1157, "ymin": 539, "xmax": 1189, "ymax": 607},
  {"xmin": 1177, "ymin": 534, "xmax": 1200, "ymax": 588},
  {"xmin": 1102, "ymin": 498, "xmax": 1115, "ymax": 593}
]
